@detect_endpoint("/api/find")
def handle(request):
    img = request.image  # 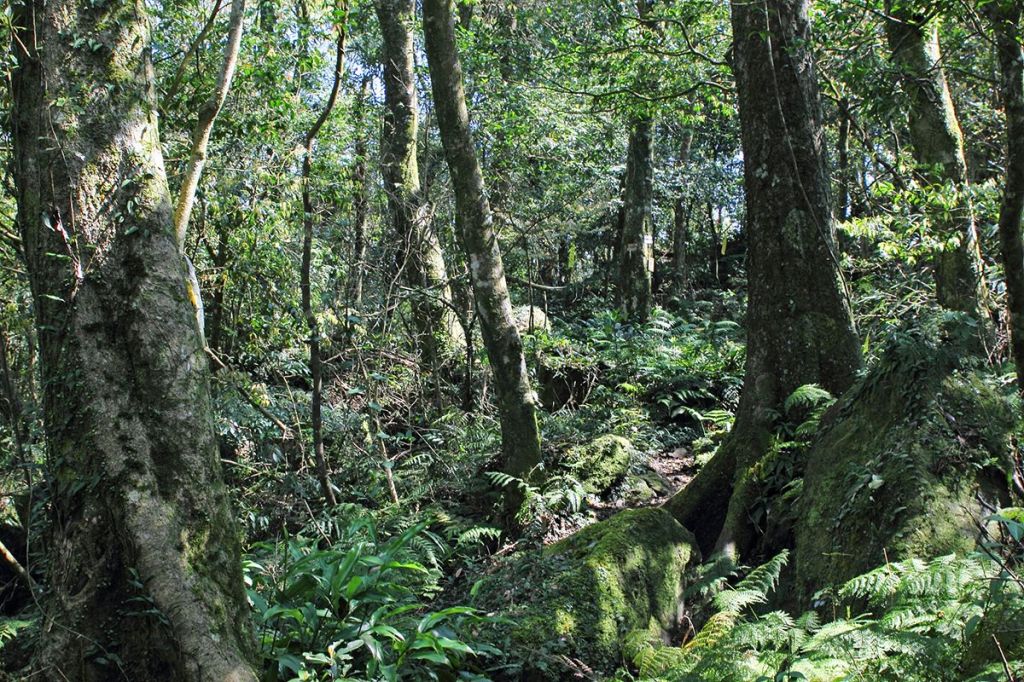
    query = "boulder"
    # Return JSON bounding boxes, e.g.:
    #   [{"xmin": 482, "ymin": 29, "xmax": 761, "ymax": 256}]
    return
[
  {"xmin": 512, "ymin": 305, "xmax": 550, "ymax": 334},
  {"xmin": 472, "ymin": 508, "xmax": 699, "ymax": 680},
  {"xmin": 563, "ymin": 434, "xmax": 633, "ymax": 496}
]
